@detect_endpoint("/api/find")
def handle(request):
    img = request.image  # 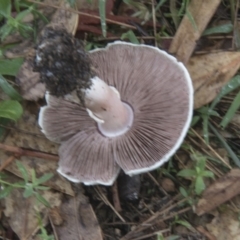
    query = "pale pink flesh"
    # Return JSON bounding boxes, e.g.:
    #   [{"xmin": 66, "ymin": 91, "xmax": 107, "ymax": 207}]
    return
[{"xmin": 84, "ymin": 77, "xmax": 134, "ymax": 137}]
